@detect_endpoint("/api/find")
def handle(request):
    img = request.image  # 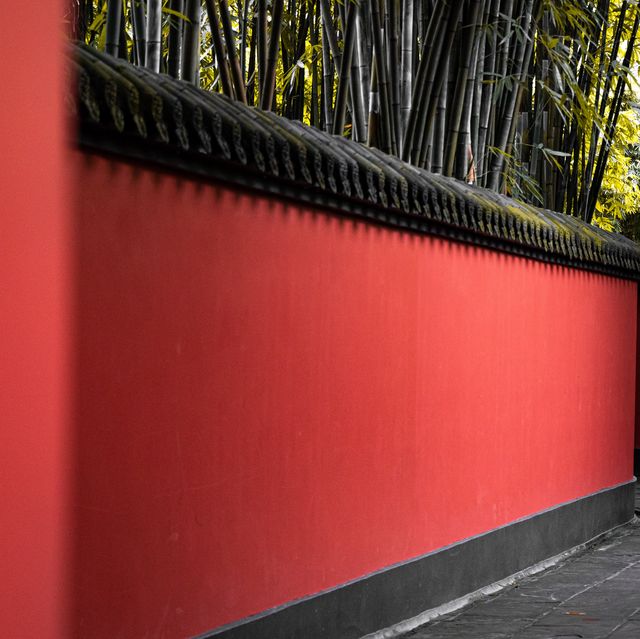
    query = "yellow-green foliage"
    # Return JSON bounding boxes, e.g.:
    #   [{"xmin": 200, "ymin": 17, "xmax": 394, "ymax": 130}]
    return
[
  {"xmin": 591, "ymin": 2, "xmax": 640, "ymax": 233},
  {"xmin": 593, "ymin": 107, "xmax": 640, "ymax": 231}
]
